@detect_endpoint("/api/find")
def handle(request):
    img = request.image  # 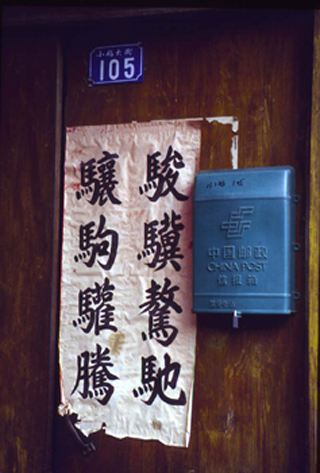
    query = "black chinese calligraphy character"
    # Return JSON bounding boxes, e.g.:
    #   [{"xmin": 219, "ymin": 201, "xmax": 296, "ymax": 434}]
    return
[
  {"xmin": 73, "ymin": 277, "xmax": 118, "ymax": 335},
  {"xmin": 72, "ymin": 344, "xmax": 118, "ymax": 405},
  {"xmin": 76, "ymin": 151, "xmax": 122, "ymax": 206},
  {"xmin": 139, "ymin": 277, "xmax": 181, "ymax": 347},
  {"xmin": 132, "ymin": 353, "xmax": 186, "ymax": 406},
  {"xmin": 74, "ymin": 215, "xmax": 118, "ymax": 270},
  {"xmin": 137, "ymin": 210, "xmax": 184, "ymax": 271},
  {"xmin": 138, "ymin": 145, "xmax": 189, "ymax": 202}
]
